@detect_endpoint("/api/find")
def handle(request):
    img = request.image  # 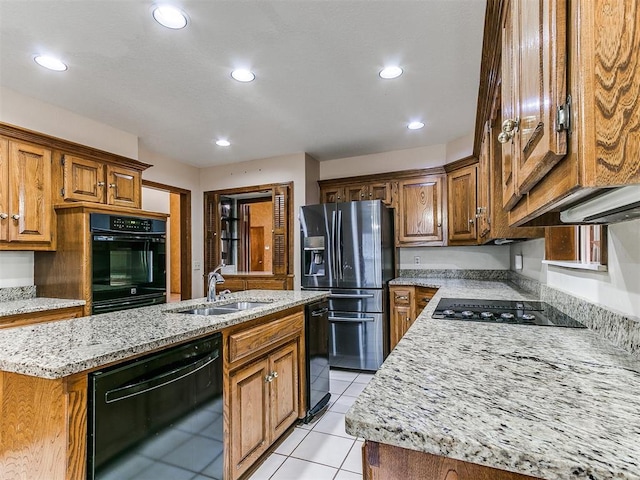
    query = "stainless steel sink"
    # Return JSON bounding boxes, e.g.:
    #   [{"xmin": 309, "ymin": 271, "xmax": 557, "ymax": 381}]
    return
[
  {"xmin": 180, "ymin": 307, "xmax": 239, "ymax": 316},
  {"xmin": 178, "ymin": 301, "xmax": 270, "ymax": 316},
  {"xmin": 219, "ymin": 301, "xmax": 270, "ymax": 310}
]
